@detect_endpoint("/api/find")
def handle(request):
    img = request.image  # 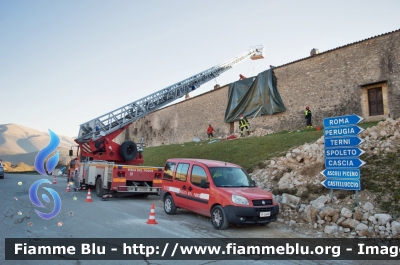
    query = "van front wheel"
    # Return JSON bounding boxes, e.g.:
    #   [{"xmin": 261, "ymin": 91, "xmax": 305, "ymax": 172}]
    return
[
  {"xmin": 164, "ymin": 195, "xmax": 177, "ymax": 215},
  {"xmin": 211, "ymin": 205, "xmax": 229, "ymax": 230}
]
